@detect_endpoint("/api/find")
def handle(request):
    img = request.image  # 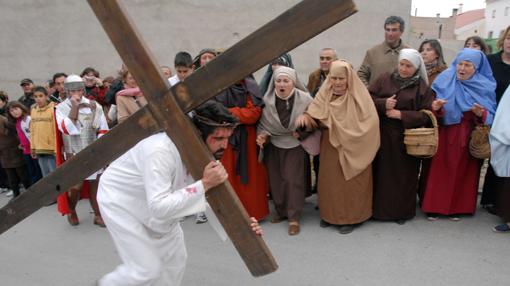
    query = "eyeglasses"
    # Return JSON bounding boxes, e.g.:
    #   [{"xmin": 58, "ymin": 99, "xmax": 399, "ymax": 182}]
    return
[{"xmin": 320, "ymin": 57, "xmax": 333, "ymax": 61}]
